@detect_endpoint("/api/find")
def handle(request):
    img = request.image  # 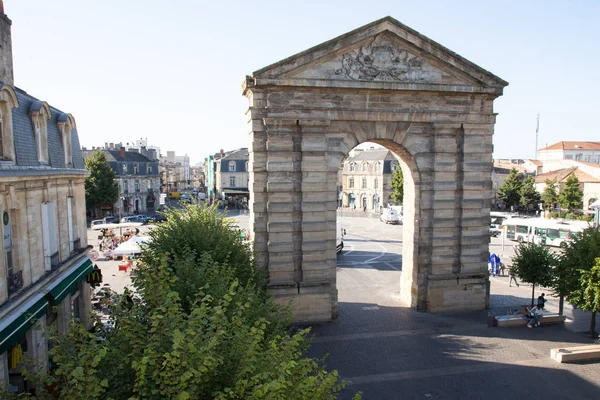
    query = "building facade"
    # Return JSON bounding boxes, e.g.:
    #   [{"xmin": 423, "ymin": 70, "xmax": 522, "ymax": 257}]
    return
[
  {"xmin": 535, "ymin": 167, "xmax": 600, "ymax": 211},
  {"xmin": 105, "ymin": 148, "xmax": 160, "ymax": 216},
  {"xmin": 340, "ymin": 148, "xmax": 399, "ymax": 210},
  {"xmin": 214, "ymin": 148, "xmax": 249, "ymax": 205},
  {"xmin": 538, "ymin": 141, "xmax": 600, "ymax": 163},
  {"xmin": 0, "ymin": 4, "xmax": 93, "ymax": 391}
]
